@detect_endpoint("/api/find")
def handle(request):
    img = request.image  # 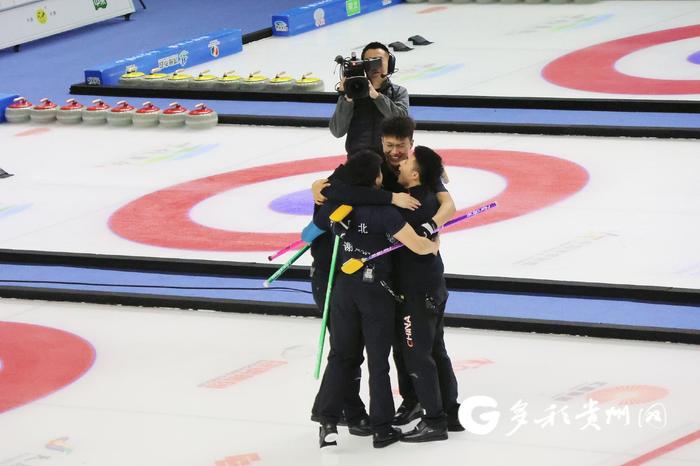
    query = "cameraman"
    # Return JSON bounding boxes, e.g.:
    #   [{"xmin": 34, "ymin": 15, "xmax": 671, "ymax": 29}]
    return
[{"xmin": 330, "ymin": 42, "xmax": 409, "ymax": 155}]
